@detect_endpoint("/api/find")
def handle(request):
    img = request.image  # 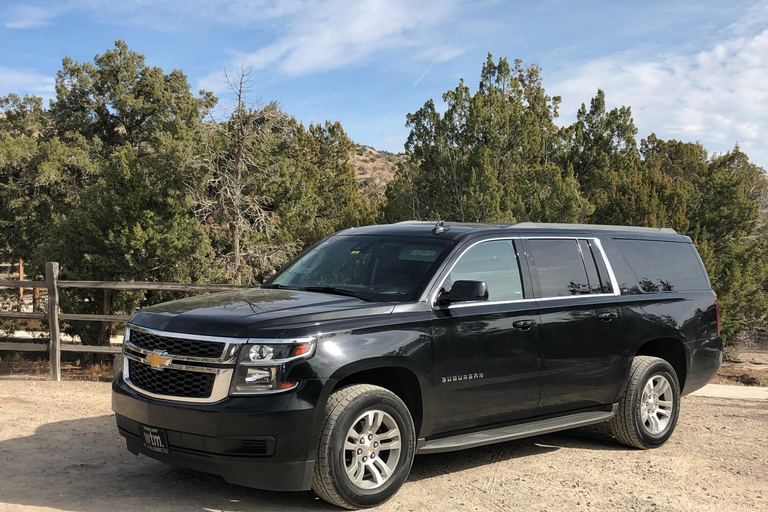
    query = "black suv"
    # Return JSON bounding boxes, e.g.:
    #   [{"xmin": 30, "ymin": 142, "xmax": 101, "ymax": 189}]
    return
[{"xmin": 112, "ymin": 222, "xmax": 723, "ymax": 508}]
